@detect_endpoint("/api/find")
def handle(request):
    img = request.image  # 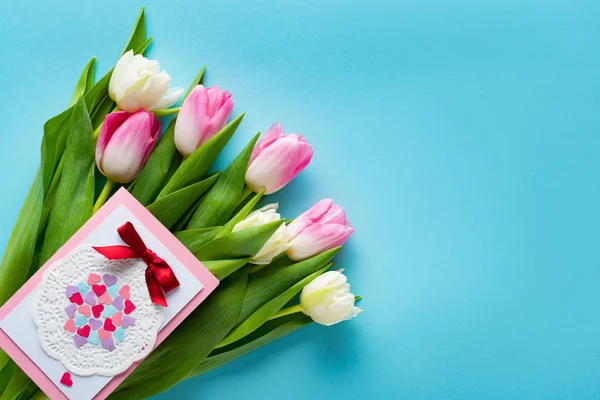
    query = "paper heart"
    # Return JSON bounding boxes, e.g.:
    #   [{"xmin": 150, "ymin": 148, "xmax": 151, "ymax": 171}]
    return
[
  {"xmin": 118, "ymin": 285, "xmax": 131, "ymax": 300},
  {"xmin": 122, "ymin": 316, "xmax": 135, "ymax": 329},
  {"xmin": 74, "ymin": 314, "xmax": 87, "ymax": 328},
  {"xmin": 63, "ymin": 319, "xmax": 76, "ymax": 333},
  {"xmin": 92, "ymin": 284, "xmax": 107, "ymax": 296},
  {"xmin": 112, "ymin": 296, "xmax": 124, "ymax": 311},
  {"xmin": 124, "ymin": 300, "xmax": 136, "ymax": 315},
  {"xmin": 113, "ymin": 327, "xmax": 125, "ymax": 342},
  {"xmin": 103, "ymin": 274, "xmax": 117, "ymax": 287},
  {"xmin": 69, "ymin": 293, "xmax": 84, "ymax": 305},
  {"xmin": 88, "ymin": 318, "xmax": 102, "ymax": 330},
  {"xmin": 84, "ymin": 291, "xmax": 97, "ymax": 306},
  {"xmin": 112, "ymin": 312, "xmax": 123, "ymax": 326},
  {"xmin": 65, "ymin": 285, "xmax": 79, "ymax": 298},
  {"xmin": 107, "ymin": 284, "xmax": 119, "ymax": 299},
  {"xmin": 98, "ymin": 328, "xmax": 111, "ymax": 341},
  {"xmin": 78, "ymin": 282, "xmax": 90, "ymax": 296},
  {"xmin": 98, "ymin": 292, "xmax": 112, "ymax": 305},
  {"xmin": 104, "ymin": 318, "xmax": 116, "ymax": 332},
  {"xmin": 91, "ymin": 304, "xmax": 104, "ymax": 319},
  {"xmin": 74, "ymin": 334, "xmax": 87, "ymax": 348},
  {"xmin": 77, "ymin": 325, "xmax": 91, "ymax": 338},
  {"xmin": 77, "ymin": 305, "xmax": 91, "ymax": 318},
  {"xmin": 101, "ymin": 337, "xmax": 115, "ymax": 352},
  {"xmin": 87, "ymin": 330, "xmax": 100, "ymax": 345},
  {"xmin": 87, "ymin": 273, "xmax": 101, "ymax": 285},
  {"xmin": 64, "ymin": 304, "xmax": 77, "ymax": 318},
  {"xmin": 60, "ymin": 372, "xmax": 73, "ymax": 387},
  {"xmin": 102, "ymin": 305, "xmax": 118, "ymax": 318}
]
